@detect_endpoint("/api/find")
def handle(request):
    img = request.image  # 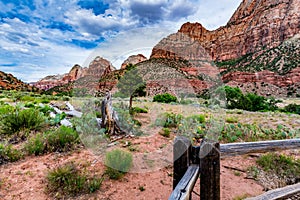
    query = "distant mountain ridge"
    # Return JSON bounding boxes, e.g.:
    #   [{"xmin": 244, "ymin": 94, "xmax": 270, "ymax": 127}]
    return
[
  {"xmin": 30, "ymin": 0, "xmax": 300, "ymax": 97},
  {"xmin": 0, "ymin": 71, "xmax": 39, "ymax": 92}
]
